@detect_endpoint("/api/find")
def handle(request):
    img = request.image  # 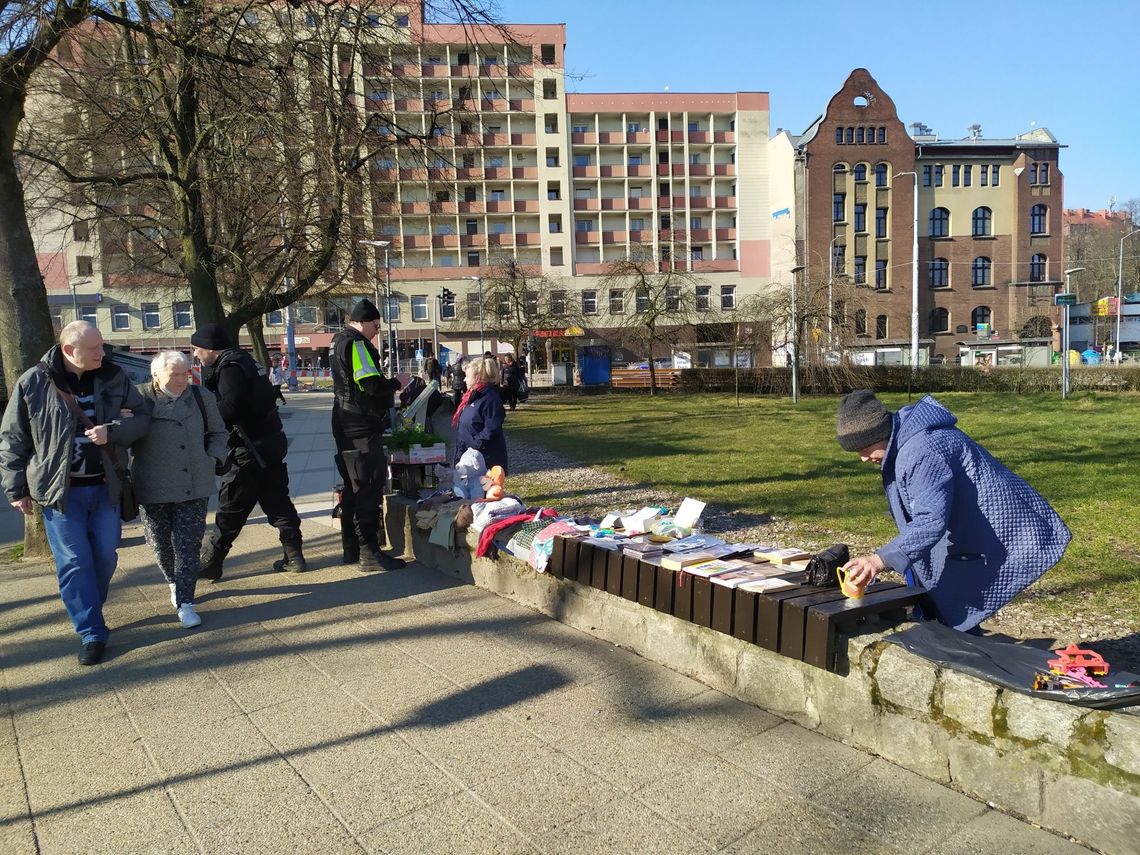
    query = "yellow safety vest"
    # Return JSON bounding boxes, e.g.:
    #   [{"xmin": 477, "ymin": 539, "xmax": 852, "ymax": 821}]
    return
[{"xmin": 351, "ymin": 340, "xmax": 381, "ymax": 390}]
